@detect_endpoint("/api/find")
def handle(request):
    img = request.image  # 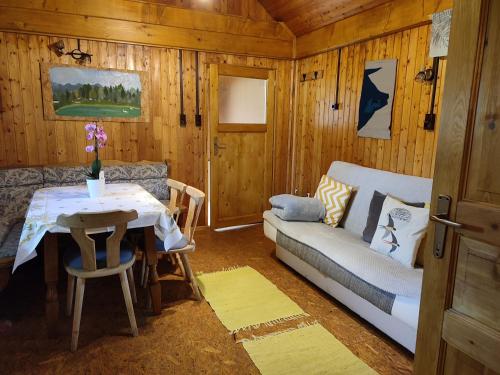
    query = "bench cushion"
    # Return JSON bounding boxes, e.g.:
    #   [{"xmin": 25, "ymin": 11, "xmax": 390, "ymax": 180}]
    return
[
  {"xmin": 0, "ymin": 221, "xmax": 23, "ymax": 261},
  {"xmin": 0, "ymin": 167, "xmax": 44, "ymax": 222},
  {"xmin": 0, "ymin": 167, "xmax": 43, "ymax": 187}
]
